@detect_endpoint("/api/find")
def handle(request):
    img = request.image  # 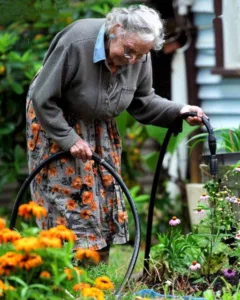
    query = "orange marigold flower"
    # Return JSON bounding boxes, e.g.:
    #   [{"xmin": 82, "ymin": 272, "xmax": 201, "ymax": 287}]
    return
[
  {"xmin": 0, "ymin": 252, "xmax": 23, "ymax": 275},
  {"xmin": 0, "ymin": 252, "xmax": 23, "ymax": 267},
  {"xmin": 73, "ymin": 282, "xmax": 90, "ymax": 291},
  {"xmin": 18, "ymin": 201, "xmax": 47, "ymax": 220},
  {"xmin": 40, "ymin": 271, "xmax": 51, "ymax": 279},
  {"xmin": 18, "ymin": 254, "xmax": 43, "ymax": 270},
  {"xmin": 0, "ymin": 228, "xmax": 21, "ymax": 244},
  {"xmin": 40, "ymin": 225, "xmax": 76, "ymax": 242},
  {"xmin": 102, "ymin": 175, "xmax": 113, "ymax": 187},
  {"xmin": 81, "ymin": 287, "xmax": 105, "ymax": 300},
  {"xmin": 82, "ymin": 191, "xmax": 94, "ymax": 205},
  {"xmin": 65, "ymin": 166, "xmax": 75, "ymax": 175},
  {"xmin": 64, "ymin": 268, "xmax": 73, "ymax": 280},
  {"xmin": 0, "ymin": 218, "xmax": 6, "ymax": 230},
  {"xmin": 75, "ymin": 249, "xmax": 100, "ymax": 264},
  {"xmin": 14, "ymin": 237, "xmax": 40, "ymax": 252},
  {"xmin": 38, "ymin": 236, "xmax": 62, "ymax": 248},
  {"xmin": 95, "ymin": 276, "xmax": 114, "ymax": 290},
  {"xmin": 64, "ymin": 267, "xmax": 84, "ymax": 280},
  {"xmin": 80, "ymin": 209, "xmax": 91, "ymax": 219},
  {"xmin": 66, "ymin": 199, "xmax": 77, "ymax": 210},
  {"xmin": 72, "ymin": 177, "xmax": 82, "ymax": 189}
]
